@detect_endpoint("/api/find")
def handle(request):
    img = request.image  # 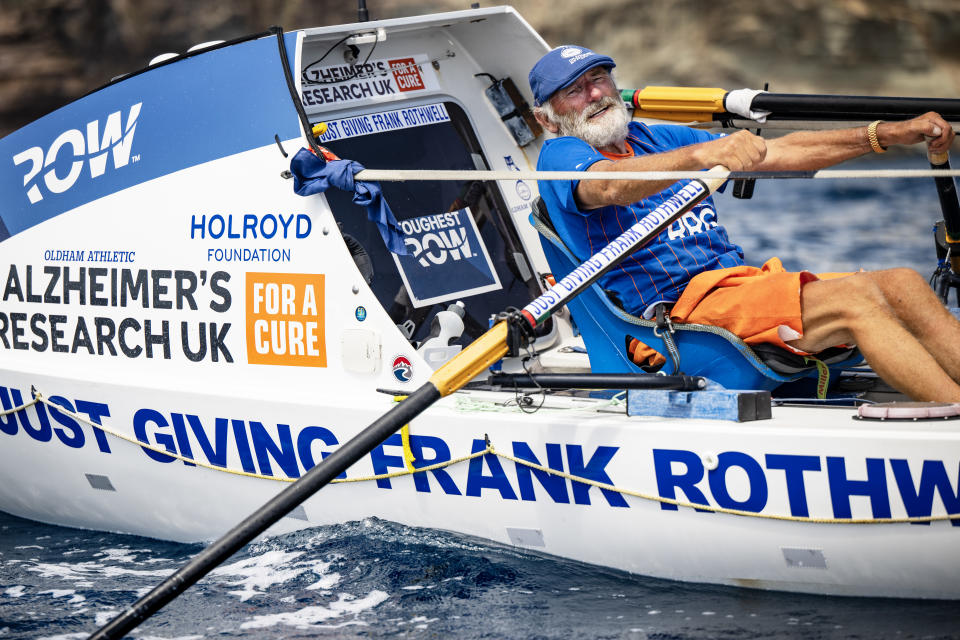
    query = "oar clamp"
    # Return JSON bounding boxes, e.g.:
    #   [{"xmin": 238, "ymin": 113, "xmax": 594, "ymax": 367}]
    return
[{"xmin": 494, "ymin": 307, "xmax": 537, "ymax": 357}]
